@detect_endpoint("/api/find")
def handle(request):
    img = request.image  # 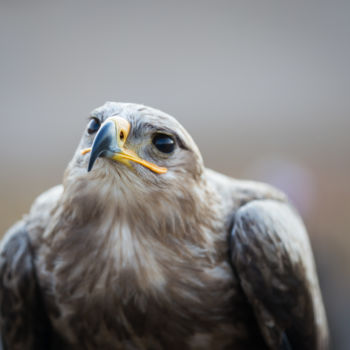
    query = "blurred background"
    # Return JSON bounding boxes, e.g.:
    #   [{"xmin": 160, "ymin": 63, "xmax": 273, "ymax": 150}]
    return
[{"xmin": 0, "ymin": 1, "xmax": 349, "ymax": 348}]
